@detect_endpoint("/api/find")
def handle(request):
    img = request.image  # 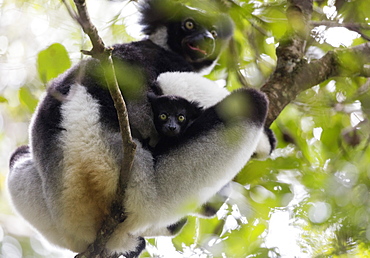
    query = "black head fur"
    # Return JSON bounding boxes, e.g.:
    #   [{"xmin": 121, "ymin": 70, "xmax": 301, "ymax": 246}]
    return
[
  {"xmin": 139, "ymin": 0, "xmax": 234, "ymax": 66},
  {"xmin": 148, "ymin": 93, "xmax": 202, "ymax": 137}
]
